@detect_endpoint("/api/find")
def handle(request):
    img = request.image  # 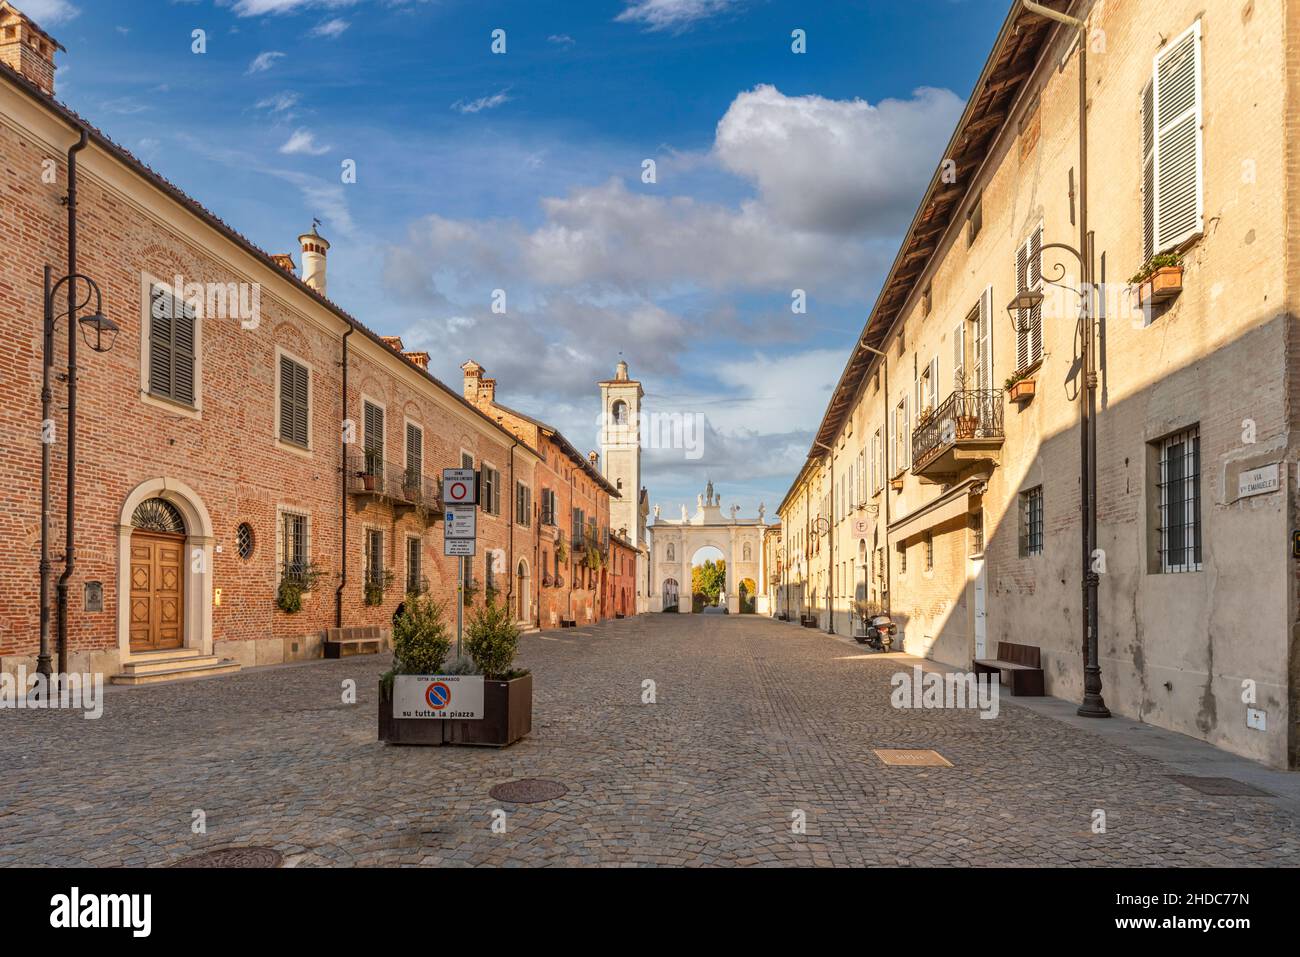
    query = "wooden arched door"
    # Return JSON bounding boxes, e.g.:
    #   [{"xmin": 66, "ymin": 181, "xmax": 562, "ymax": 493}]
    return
[{"xmin": 128, "ymin": 499, "xmax": 186, "ymax": 653}]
